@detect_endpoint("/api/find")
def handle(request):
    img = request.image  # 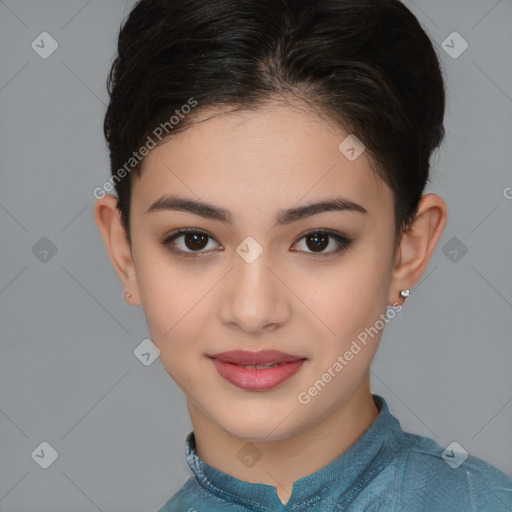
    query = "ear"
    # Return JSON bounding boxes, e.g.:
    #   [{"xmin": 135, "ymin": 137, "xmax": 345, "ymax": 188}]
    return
[
  {"xmin": 388, "ymin": 193, "xmax": 447, "ymax": 306},
  {"xmin": 93, "ymin": 194, "xmax": 141, "ymax": 306}
]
